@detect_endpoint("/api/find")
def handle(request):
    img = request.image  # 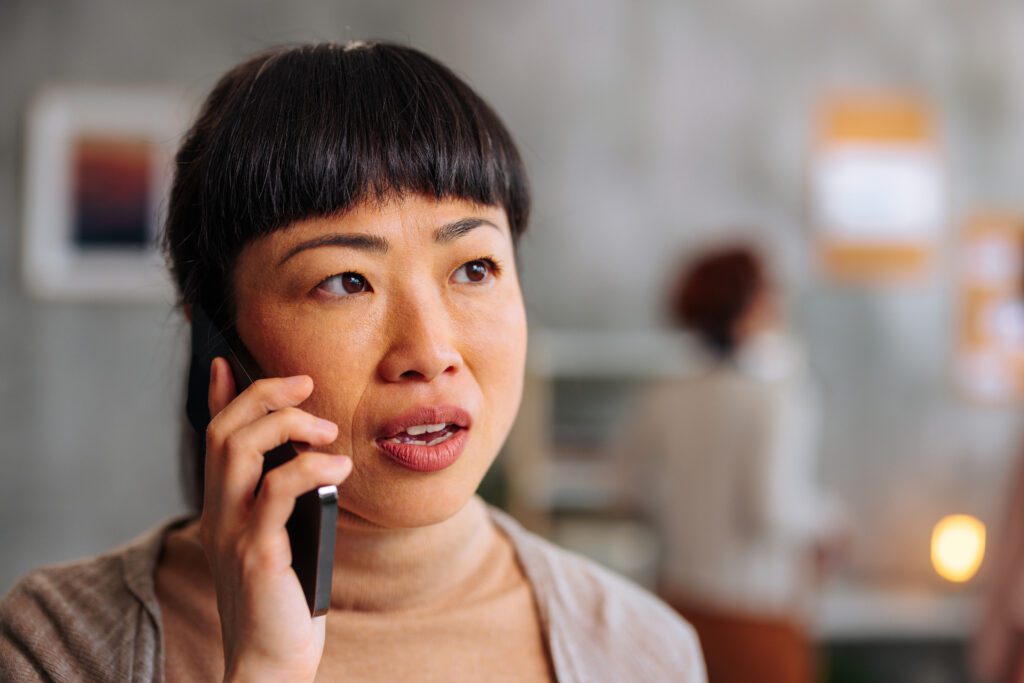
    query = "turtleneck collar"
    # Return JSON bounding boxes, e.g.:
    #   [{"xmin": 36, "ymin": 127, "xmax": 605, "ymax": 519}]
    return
[{"xmin": 327, "ymin": 494, "xmax": 497, "ymax": 612}]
